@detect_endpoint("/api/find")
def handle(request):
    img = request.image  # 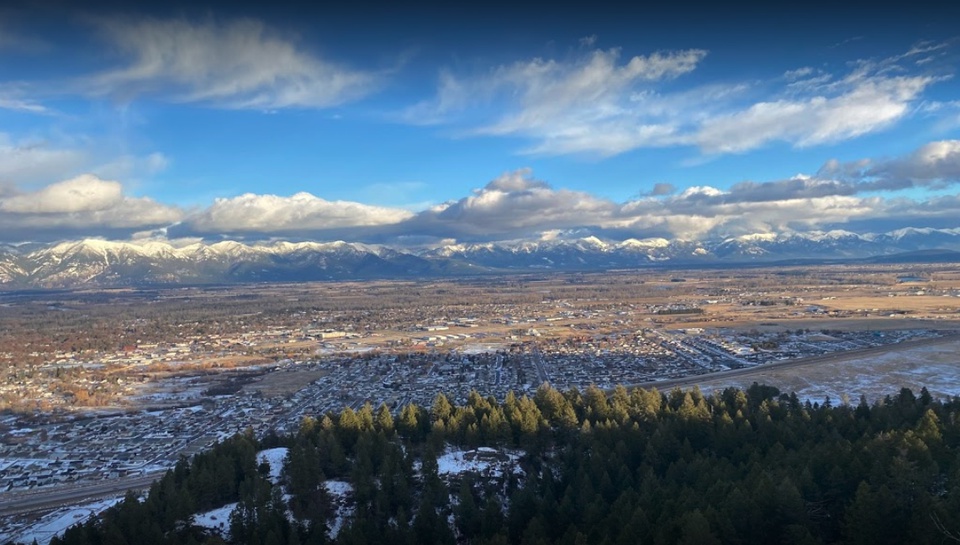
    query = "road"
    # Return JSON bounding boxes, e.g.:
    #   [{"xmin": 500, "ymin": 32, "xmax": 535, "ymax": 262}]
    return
[
  {"xmin": 531, "ymin": 346, "xmax": 550, "ymax": 386},
  {"xmin": 621, "ymin": 332, "xmax": 960, "ymax": 392},
  {"xmin": 0, "ymin": 471, "xmax": 165, "ymax": 518}
]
